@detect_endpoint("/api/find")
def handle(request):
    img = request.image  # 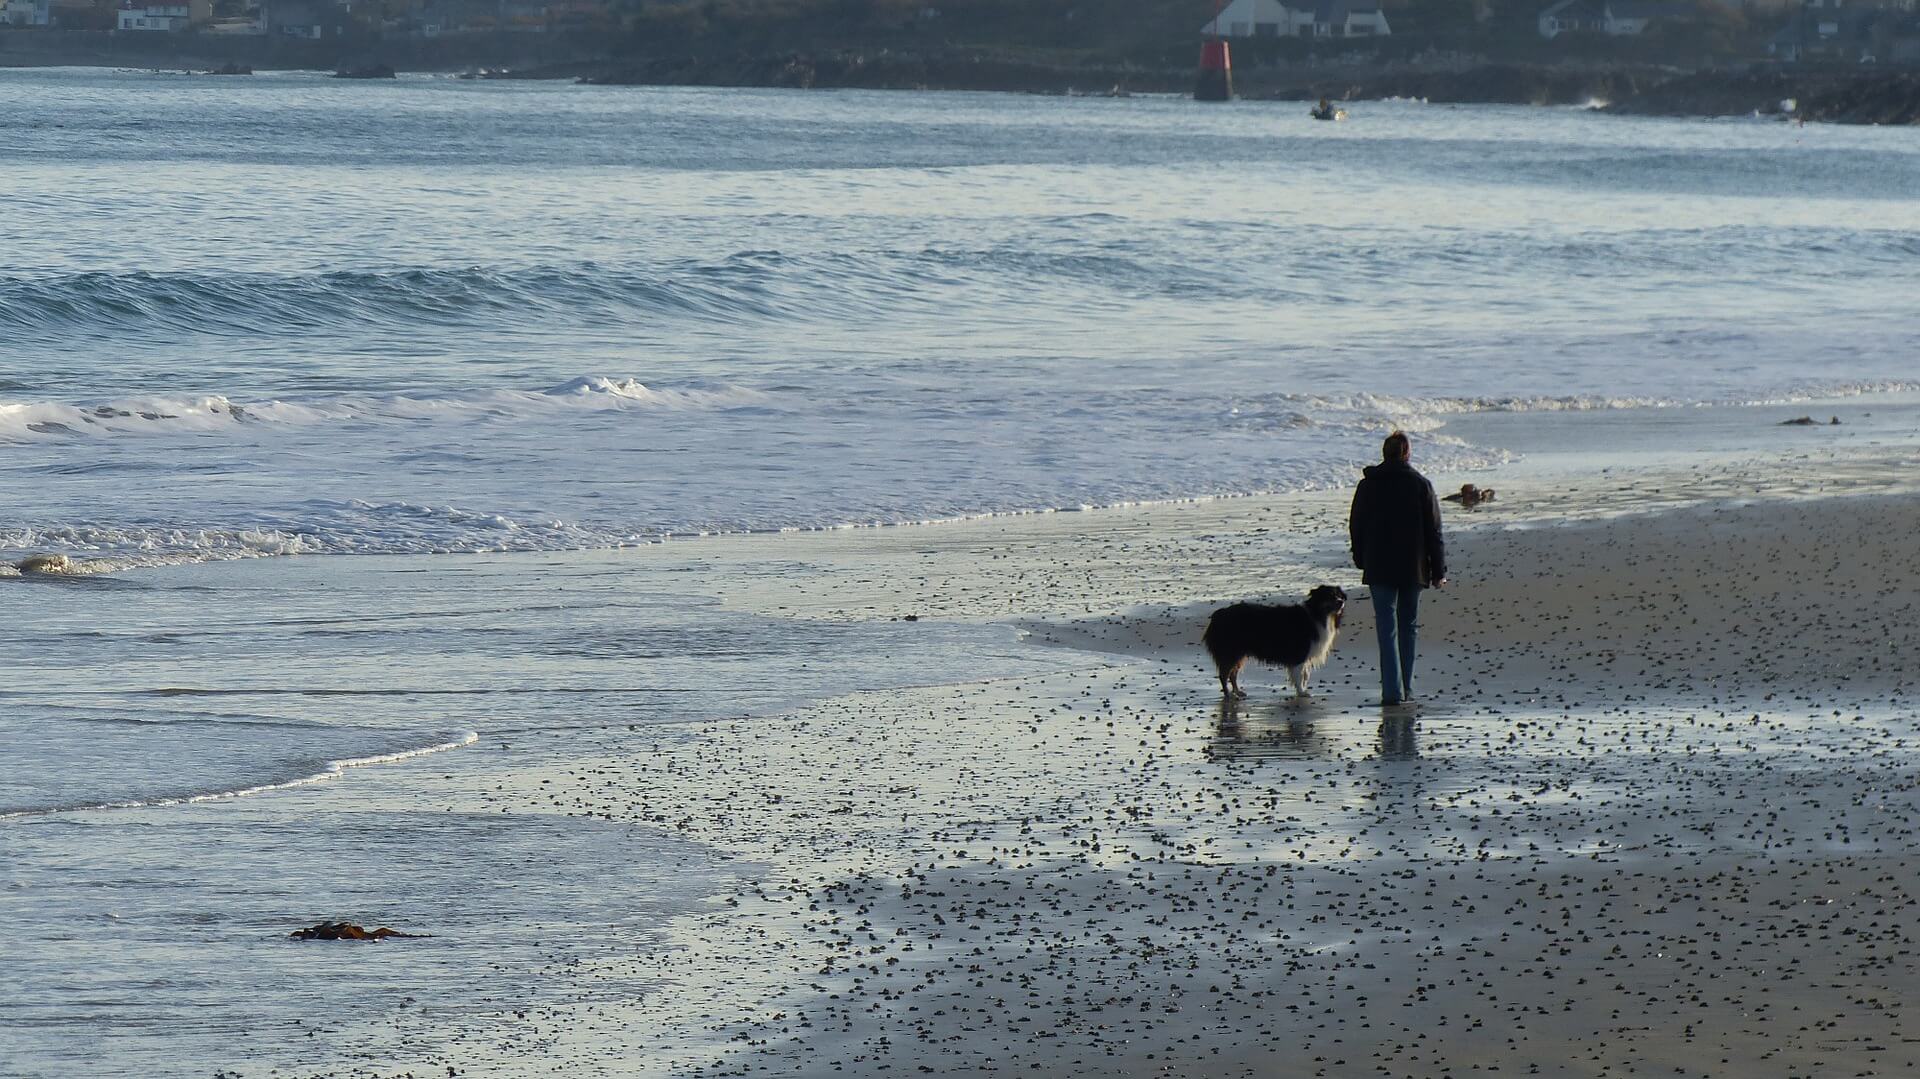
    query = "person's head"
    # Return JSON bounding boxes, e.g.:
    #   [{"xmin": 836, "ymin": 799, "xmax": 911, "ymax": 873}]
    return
[{"xmin": 1382, "ymin": 431, "xmax": 1410, "ymax": 463}]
